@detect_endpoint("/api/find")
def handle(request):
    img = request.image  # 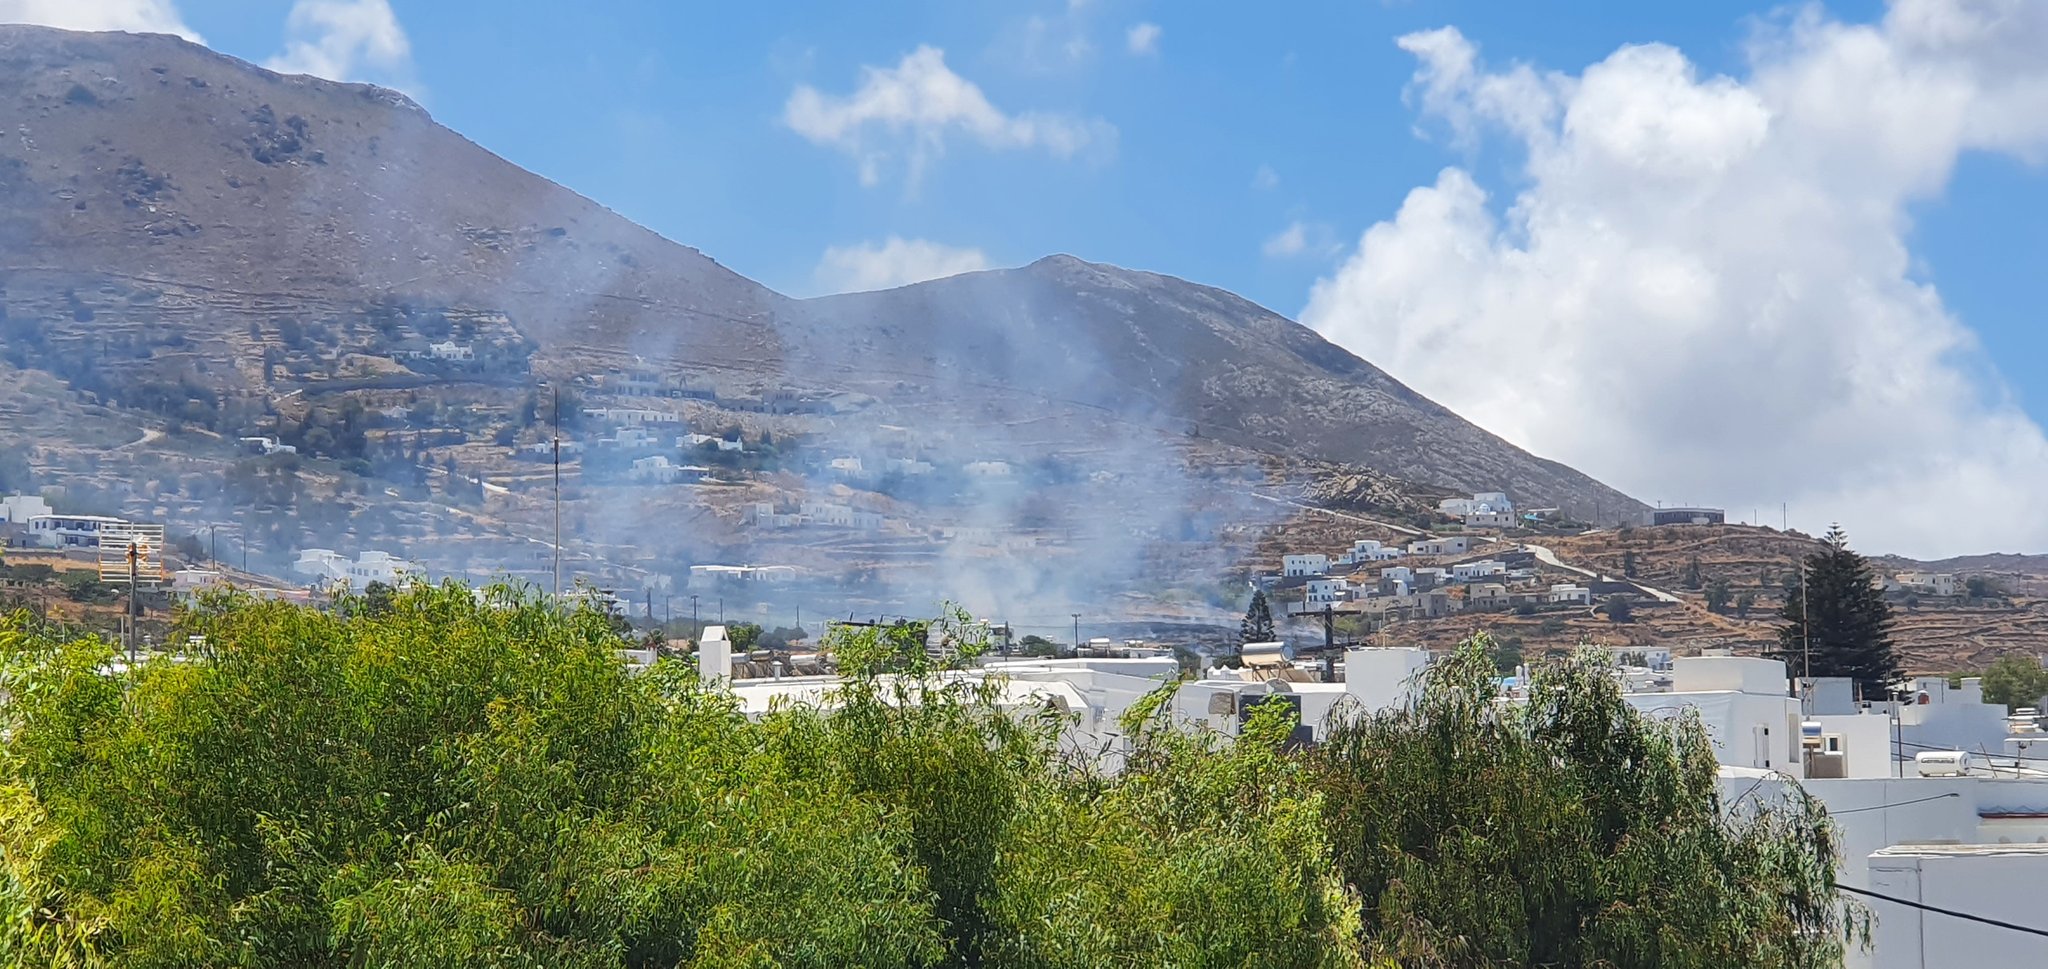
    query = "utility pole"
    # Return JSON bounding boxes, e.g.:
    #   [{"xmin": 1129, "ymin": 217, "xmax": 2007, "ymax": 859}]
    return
[
  {"xmin": 126, "ymin": 540, "xmax": 140, "ymax": 670},
  {"xmin": 551, "ymin": 382, "xmax": 562, "ymax": 600},
  {"xmin": 691, "ymin": 594, "xmax": 700, "ymax": 637},
  {"xmin": 1801, "ymin": 559, "xmax": 1812, "ymax": 680},
  {"xmin": 1071, "ymin": 613, "xmax": 1081, "ymax": 651},
  {"xmin": 719, "ymin": 597, "xmax": 724, "ymax": 624}
]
